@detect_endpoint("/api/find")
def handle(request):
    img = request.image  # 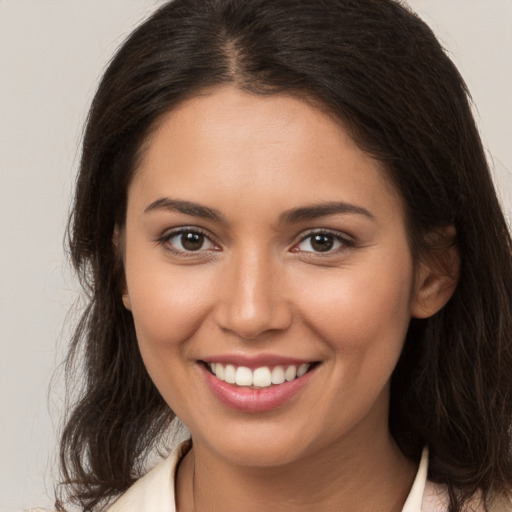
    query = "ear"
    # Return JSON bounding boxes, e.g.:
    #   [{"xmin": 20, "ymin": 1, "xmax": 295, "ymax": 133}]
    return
[
  {"xmin": 411, "ymin": 226, "xmax": 459, "ymax": 319},
  {"xmin": 113, "ymin": 225, "xmax": 132, "ymax": 311},
  {"xmin": 122, "ymin": 290, "xmax": 132, "ymax": 311}
]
